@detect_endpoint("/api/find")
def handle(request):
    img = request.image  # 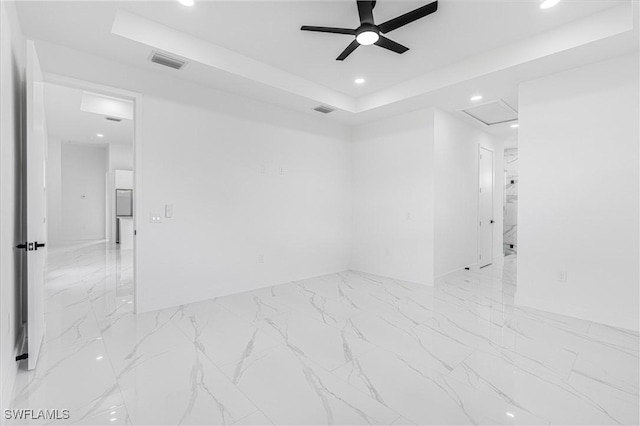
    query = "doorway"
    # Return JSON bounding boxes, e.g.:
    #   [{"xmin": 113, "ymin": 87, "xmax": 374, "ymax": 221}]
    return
[
  {"xmin": 478, "ymin": 146, "xmax": 494, "ymax": 268},
  {"xmin": 21, "ymin": 64, "xmax": 141, "ymax": 370},
  {"xmin": 44, "ymin": 80, "xmax": 136, "ymax": 279},
  {"xmin": 503, "ymin": 146, "xmax": 518, "ymax": 256}
]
